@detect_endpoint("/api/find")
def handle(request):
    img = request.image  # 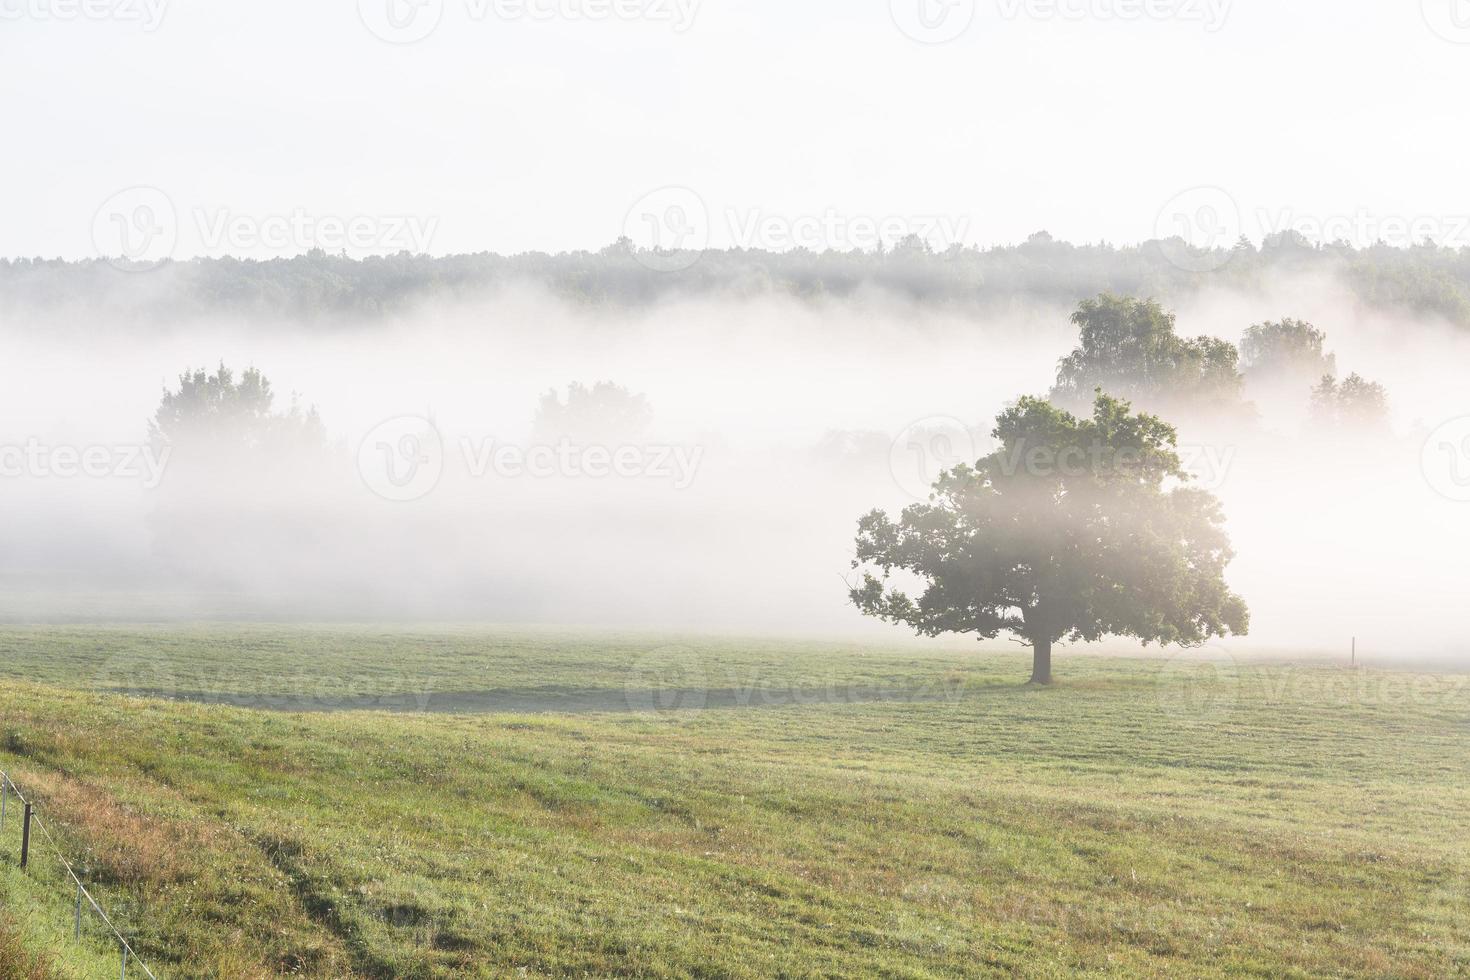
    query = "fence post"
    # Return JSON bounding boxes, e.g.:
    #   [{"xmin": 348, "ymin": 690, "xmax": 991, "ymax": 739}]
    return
[
  {"xmin": 19, "ymin": 803, "xmax": 31, "ymax": 869},
  {"xmin": 120, "ymin": 944, "xmax": 128, "ymax": 979},
  {"xmin": 1, "ymin": 775, "xmax": 6, "ymax": 832},
  {"xmin": 75, "ymin": 881, "xmax": 83, "ymax": 940}
]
